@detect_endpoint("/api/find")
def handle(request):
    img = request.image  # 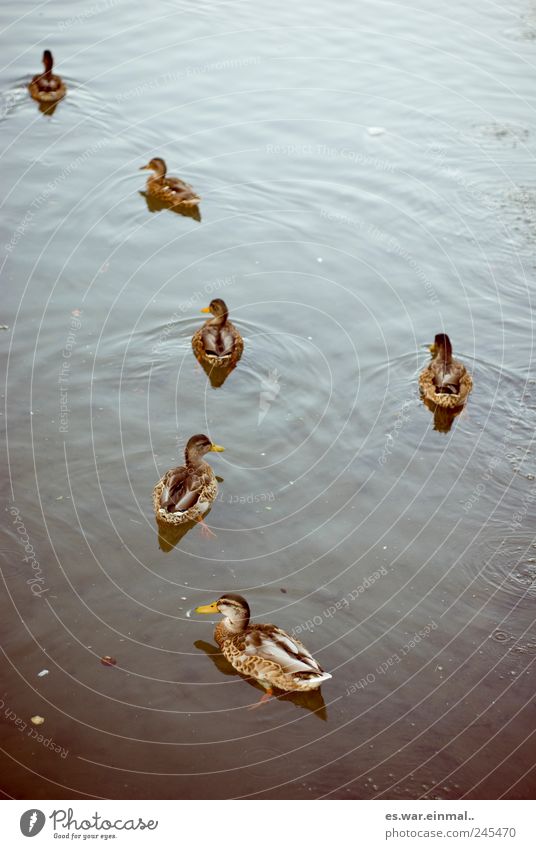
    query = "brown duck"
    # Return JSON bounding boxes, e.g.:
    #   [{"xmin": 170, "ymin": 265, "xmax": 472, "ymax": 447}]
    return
[
  {"xmin": 419, "ymin": 333, "xmax": 472, "ymax": 409},
  {"xmin": 153, "ymin": 434, "xmax": 224, "ymax": 531},
  {"xmin": 139, "ymin": 158, "xmax": 200, "ymax": 207},
  {"xmin": 195, "ymin": 594, "xmax": 332, "ymax": 704},
  {"xmin": 191, "ymin": 299, "xmax": 243, "ymax": 369},
  {"xmin": 29, "ymin": 50, "xmax": 66, "ymax": 105}
]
